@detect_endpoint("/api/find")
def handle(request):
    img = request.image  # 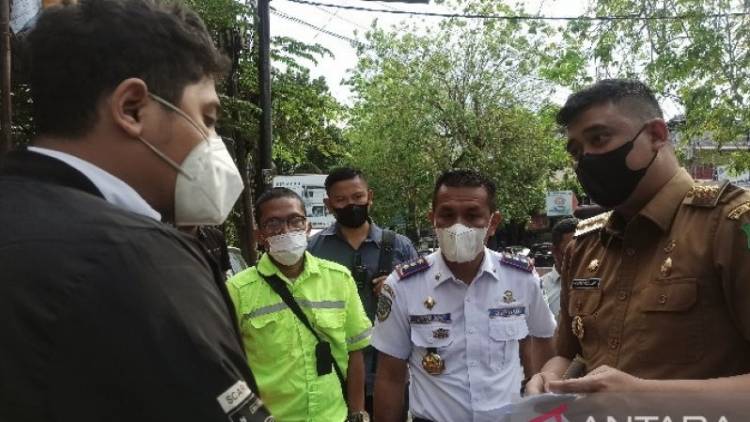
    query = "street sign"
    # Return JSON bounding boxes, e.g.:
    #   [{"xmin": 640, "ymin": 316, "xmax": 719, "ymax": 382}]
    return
[{"xmin": 545, "ymin": 191, "xmax": 575, "ymax": 217}]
